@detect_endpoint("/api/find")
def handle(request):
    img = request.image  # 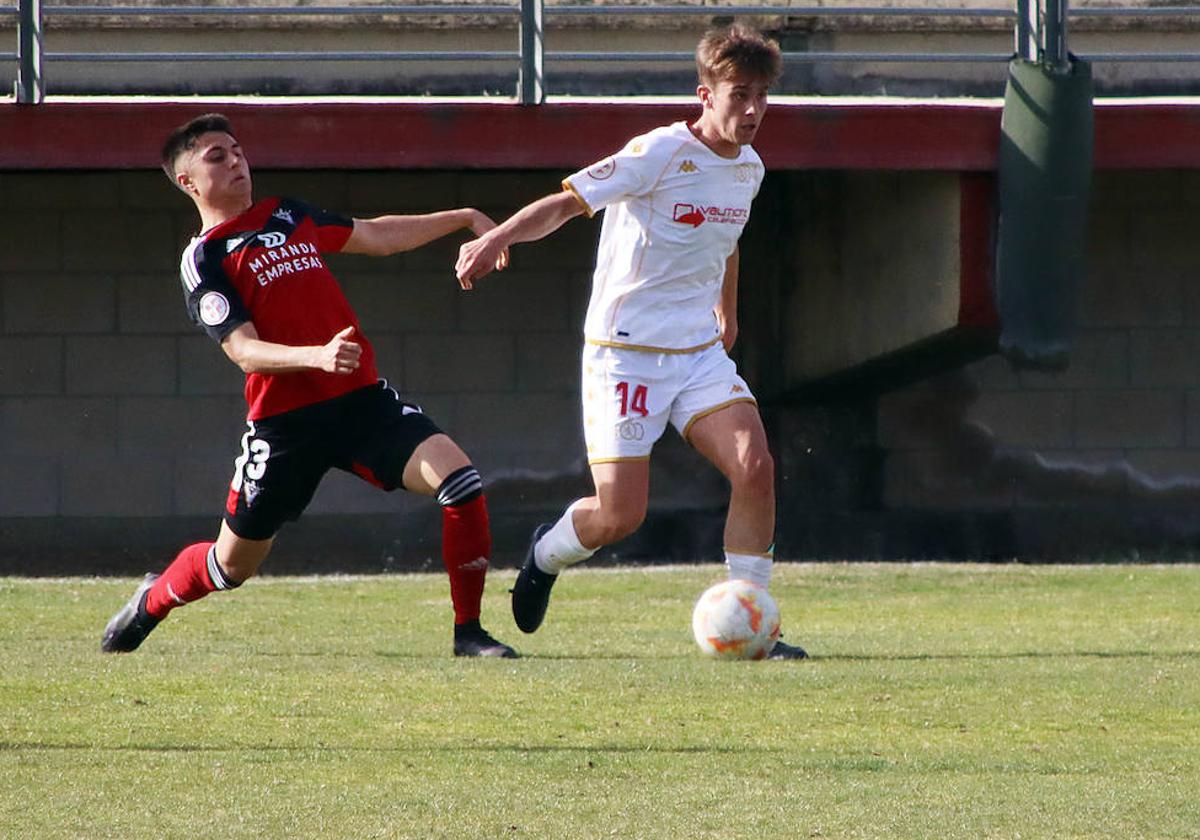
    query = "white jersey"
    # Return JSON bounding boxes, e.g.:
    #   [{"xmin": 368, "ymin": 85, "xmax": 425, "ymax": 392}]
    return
[{"xmin": 563, "ymin": 121, "xmax": 765, "ymax": 353}]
